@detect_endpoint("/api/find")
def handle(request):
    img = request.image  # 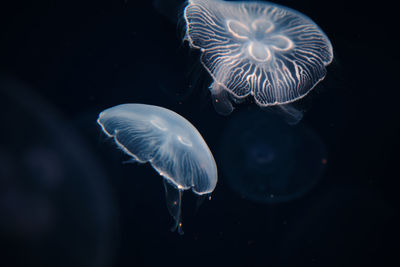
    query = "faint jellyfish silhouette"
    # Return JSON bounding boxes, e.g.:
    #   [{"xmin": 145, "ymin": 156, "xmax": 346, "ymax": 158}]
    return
[
  {"xmin": 0, "ymin": 76, "xmax": 115, "ymax": 267},
  {"xmin": 97, "ymin": 104, "xmax": 217, "ymax": 234},
  {"xmin": 184, "ymin": 0, "xmax": 333, "ymax": 116},
  {"xmin": 218, "ymin": 109, "xmax": 327, "ymax": 203}
]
